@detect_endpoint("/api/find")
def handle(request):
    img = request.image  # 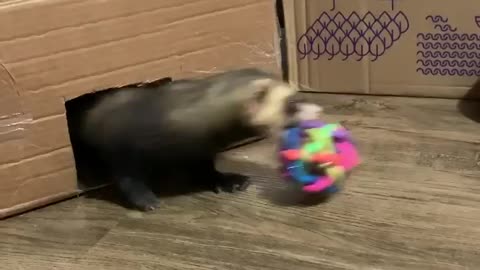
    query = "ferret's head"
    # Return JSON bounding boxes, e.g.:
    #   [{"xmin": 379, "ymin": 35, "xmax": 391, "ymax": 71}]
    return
[{"xmin": 231, "ymin": 69, "xmax": 322, "ymax": 135}]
